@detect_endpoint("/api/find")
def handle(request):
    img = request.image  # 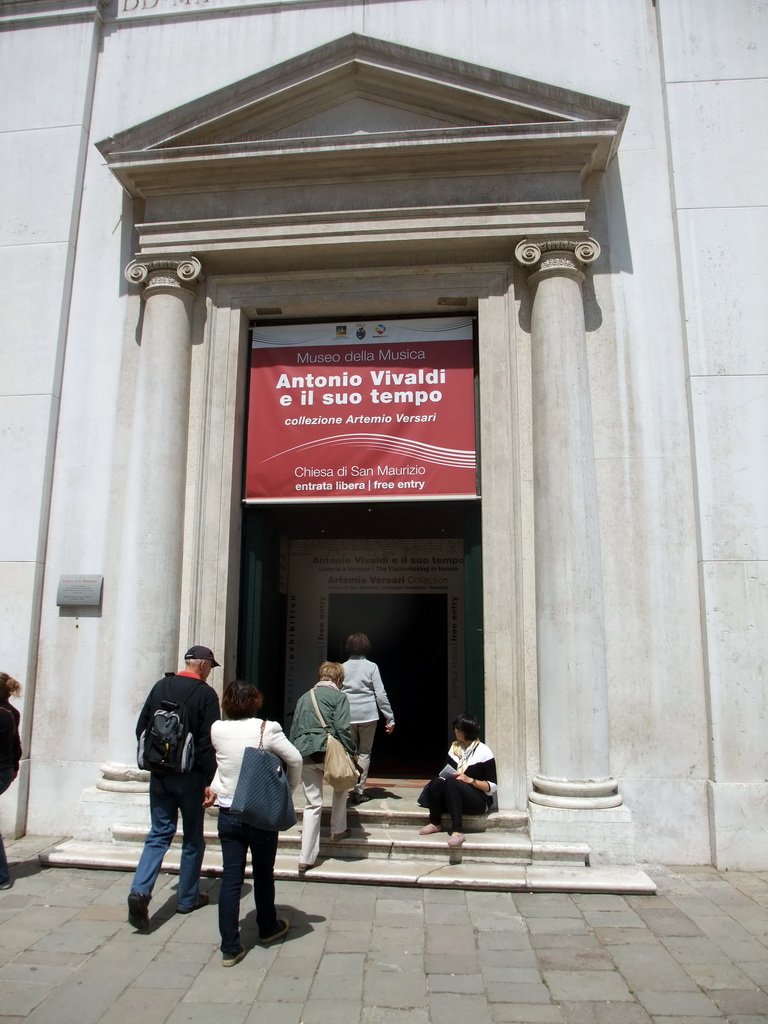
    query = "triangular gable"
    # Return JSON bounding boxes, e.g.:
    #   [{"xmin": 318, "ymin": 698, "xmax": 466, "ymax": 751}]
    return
[{"xmin": 99, "ymin": 34, "xmax": 627, "ymax": 198}]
